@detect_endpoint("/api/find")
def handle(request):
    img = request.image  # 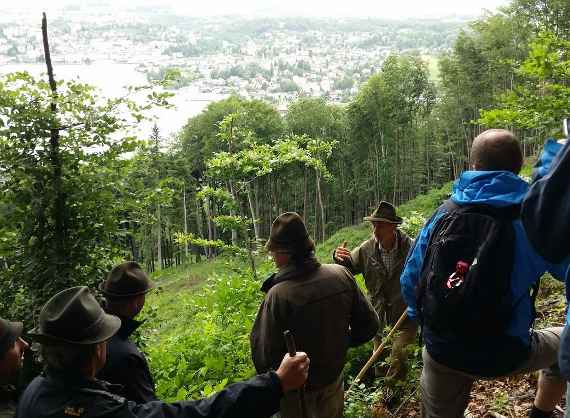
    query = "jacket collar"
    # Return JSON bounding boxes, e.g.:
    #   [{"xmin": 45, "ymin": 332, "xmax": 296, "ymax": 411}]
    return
[
  {"xmin": 45, "ymin": 367, "xmax": 123, "ymax": 394},
  {"xmin": 372, "ymin": 229, "xmax": 407, "ymax": 259},
  {"xmin": 116, "ymin": 316, "xmax": 142, "ymax": 339},
  {"xmin": 261, "ymin": 256, "xmax": 321, "ymax": 293},
  {"xmin": 452, "ymin": 170, "xmax": 528, "ymax": 207}
]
